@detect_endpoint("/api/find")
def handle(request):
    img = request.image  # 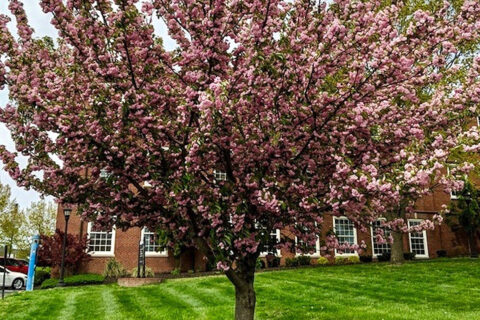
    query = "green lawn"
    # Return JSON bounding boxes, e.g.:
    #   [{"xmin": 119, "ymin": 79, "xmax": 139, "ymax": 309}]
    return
[{"xmin": 1, "ymin": 258, "xmax": 480, "ymax": 319}]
